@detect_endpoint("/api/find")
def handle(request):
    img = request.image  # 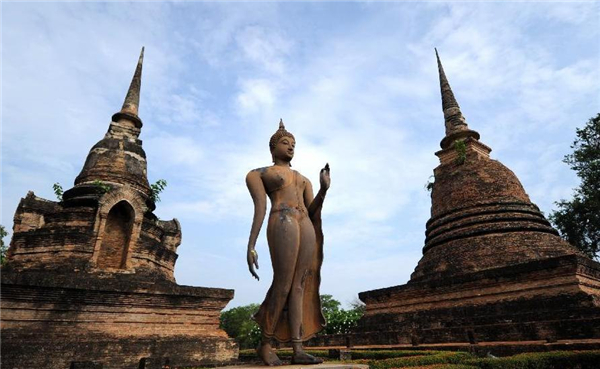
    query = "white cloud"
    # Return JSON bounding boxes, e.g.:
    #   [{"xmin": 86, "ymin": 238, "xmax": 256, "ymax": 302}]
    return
[
  {"xmin": 236, "ymin": 79, "xmax": 278, "ymax": 113},
  {"xmin": 236, "ymin": 25, "xmax": 293, "ymax": 75},
  {"xmin": 146, "ymin": 133, "xmax": 204, "ymax": 166},
  {"xmin": 545, "ymin": 3, "xmax": 600, "ymax": 25}
]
